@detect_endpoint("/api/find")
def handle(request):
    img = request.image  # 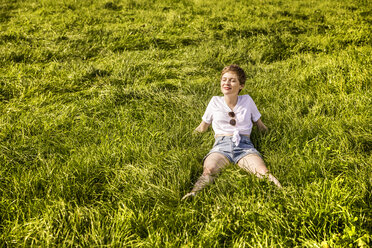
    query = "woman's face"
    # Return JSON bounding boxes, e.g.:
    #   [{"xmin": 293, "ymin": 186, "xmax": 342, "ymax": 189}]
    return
[{"xmin": 220, "ymin": 71, "xmax": 244, "ymax": 96}]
